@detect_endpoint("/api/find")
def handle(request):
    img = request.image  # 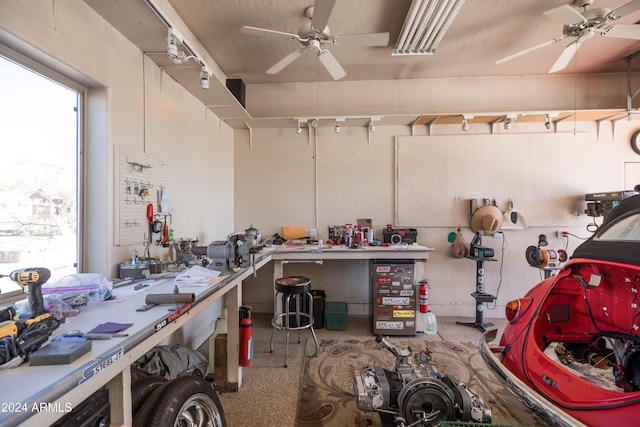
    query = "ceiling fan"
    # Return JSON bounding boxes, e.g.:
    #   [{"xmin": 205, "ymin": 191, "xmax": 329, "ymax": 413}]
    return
[
  {"xmin": 496, "ymin": 0, "xmax": 640, "ymax": 73},
  {"xmin": 240, "ymin": 0, "xmax": 389, "ymax": 80}
]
